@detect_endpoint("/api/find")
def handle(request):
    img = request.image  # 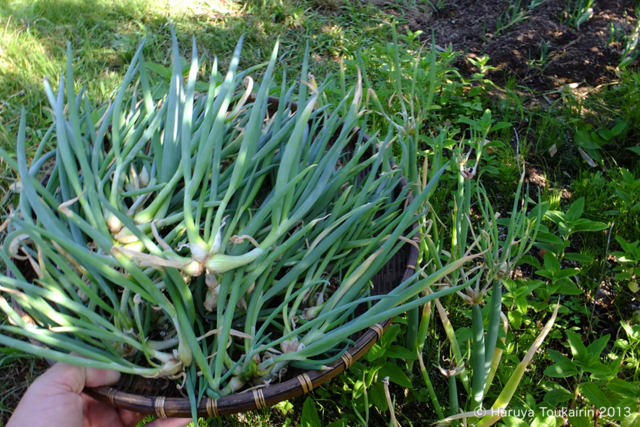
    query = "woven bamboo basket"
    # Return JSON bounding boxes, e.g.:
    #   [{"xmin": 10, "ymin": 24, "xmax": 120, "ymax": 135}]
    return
[{"xmin": 11, "ymin": 95, "xmax": 419, "ymax": 418}]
